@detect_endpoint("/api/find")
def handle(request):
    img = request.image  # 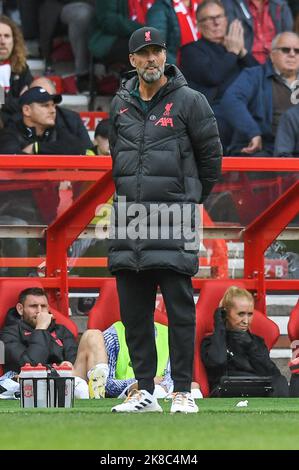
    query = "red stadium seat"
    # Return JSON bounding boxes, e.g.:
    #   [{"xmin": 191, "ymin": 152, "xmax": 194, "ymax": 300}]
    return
[
  {"xmin": 0, "ymin": 280, "xmax": 78, "ymax": 376},
  {"xmin": 87, "ymin": 278, "xmax": 168, "ymax": 331},
  {"xmin": 193, "ymin": 280, "xmax": 280, "ymax": 397},
  {"xmin": 287, "ymin": 300, "xmax": 299, "ymax": 356}
]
